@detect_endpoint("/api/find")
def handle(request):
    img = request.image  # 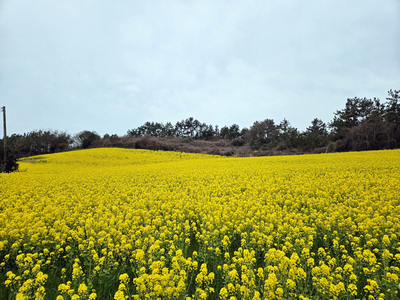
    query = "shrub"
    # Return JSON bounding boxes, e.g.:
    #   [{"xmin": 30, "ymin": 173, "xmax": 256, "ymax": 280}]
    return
[{"xmin": 0, "ymin": 150, "xmax": 19, "ymax": 173}]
